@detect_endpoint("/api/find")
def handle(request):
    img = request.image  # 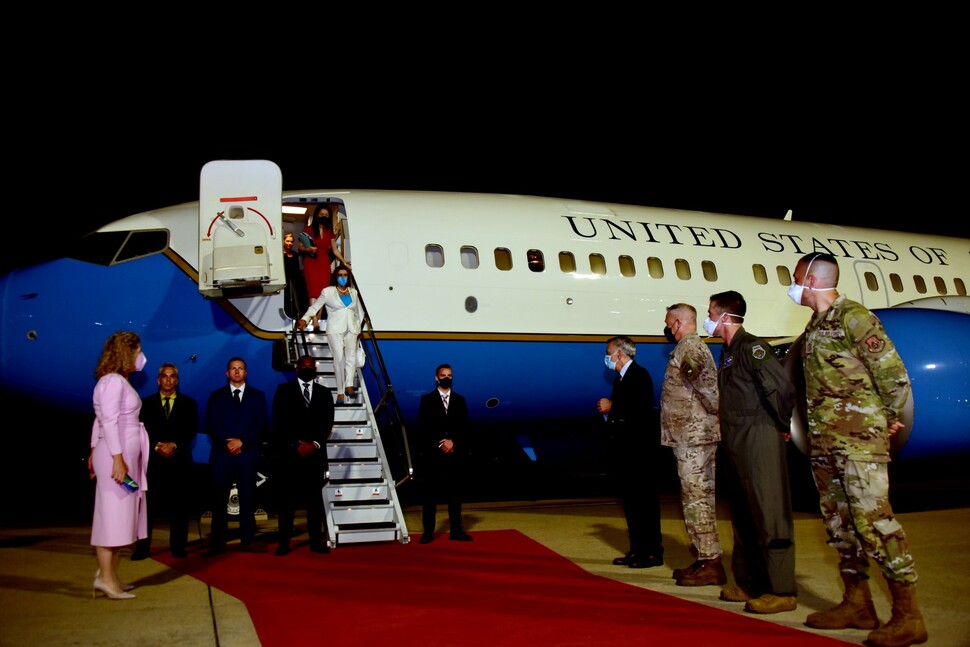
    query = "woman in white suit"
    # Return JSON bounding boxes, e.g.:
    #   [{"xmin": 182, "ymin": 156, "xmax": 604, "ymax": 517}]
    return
[{"xmin": 298, "ymin": 264, "xmax": 362, "ymax": 405}]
